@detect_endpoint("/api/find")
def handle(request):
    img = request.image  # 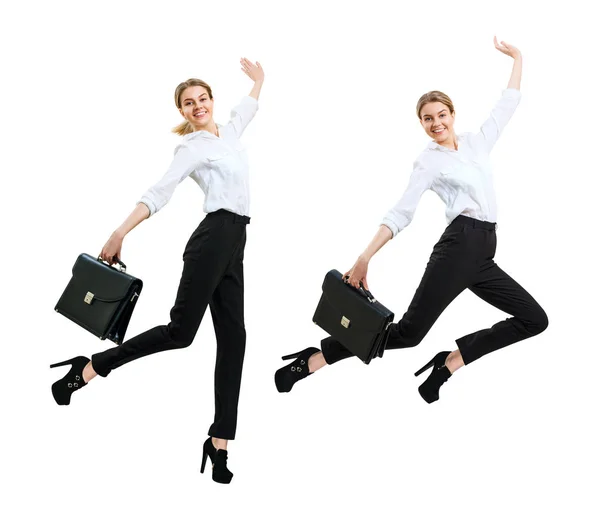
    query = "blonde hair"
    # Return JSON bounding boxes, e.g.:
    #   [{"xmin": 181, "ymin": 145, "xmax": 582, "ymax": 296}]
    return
[
  {"xmin": 416, "ymin": 91, "xmax": 455, "ymax": 120},
  {"xmin": 172, "ymin": 78, "xmax": 213, "ymax": 136}
]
